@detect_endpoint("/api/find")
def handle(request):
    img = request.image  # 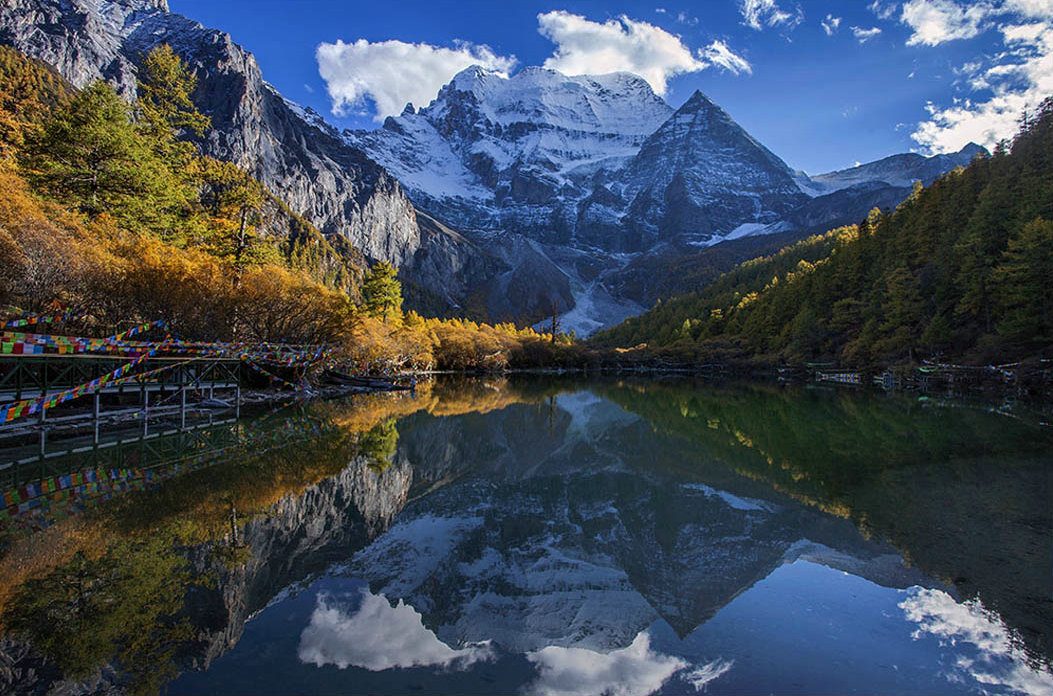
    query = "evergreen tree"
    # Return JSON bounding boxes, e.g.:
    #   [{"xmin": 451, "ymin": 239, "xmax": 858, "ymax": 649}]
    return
[
  {"xmin": 198, "ymin": 158, "xmax": 269, "ymax": 278},
  {"xmin": 361, "ymin": 261, "xmax": 402, "ymax": 320},
  {"xmin": 136, "ymin": 44, "xmax": 212, "ymax": 242},
  {"xmin": 137, "ymin": 44, "xmax": 210, "ymax": 144},
  {"xmin": 22, "ymin": 81, "xmax": 183, "ymax": 235},
  {"xmin": 993, "ymin": 217, "xmax": 1053, "ymax": 346}
]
